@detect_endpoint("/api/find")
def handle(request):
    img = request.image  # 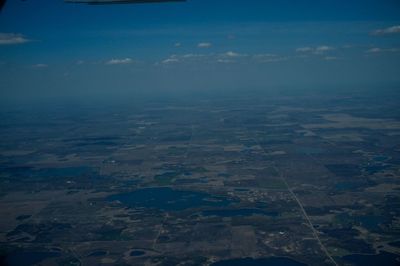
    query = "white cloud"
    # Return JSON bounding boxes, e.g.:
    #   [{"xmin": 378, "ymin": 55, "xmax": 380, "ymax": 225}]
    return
[
  {"xmin": 157, "ymin": 54, "xmax": 207, "ymax": 65},
  {"xmin": 296, "ymin": 47, "xmax": 313, "ymax": 53},
  {"xmin": 156, "ymin": 50, "xmax": 292, "ymax": 66},
  {"xmin": 254, "ymin": 53, "xmax": 278, "ymax": 58},
  {"xmin": 0, "ymin": 33, "xmax": 31, "ymax": 45},
  {"xmin": 76, "ymin": 60, "xmax": 85, "ymax": 65},
  {"xmin": 366, "ymin": 47, "xmax": 400, "ymax": 53},
  {"xmin": 254, "ymin": 54, "xmax": 288, "ymax": 63},
  {"xmin": 315, "ymin": 46, "xmax": 334, "ymax": 53},
  {"xmin": 161, "ymin": 58, "xmax": 179, "ymax": 64},
  {"xmin": 367, "ymin": 48, "xmax": 383, "ymax": 53},
  {"xmin": 296, "ymin": 45, "xmax": 334, "ymax": 54},
  {"xmin": 198, "ymin": 42, "xmax": 212, "ymax": 48},
  {"xmin": 213, "ymin": 51, "xmax": 248, "ymax": 63},
  {"xmin": 223, "ymin": 51, "xmax": 246, "ymax": 57},
  {"xmin": 254, "ymin": 54, "xmax": 285, "ymax": 62},
  {"xmin": 174, "ymin": 42, "xmax": 182, "ymax": 47},
  {"xmin": 217, "ymin": 59, "xmax": 235, "ymax": 64},
  {"xmin": 32, "ymin": 64, "xmax": 48, "ymax": 68},
  {"xmin": 371, "ymin": 25, "xmax": 400, "ymax": 36},
  {"xmin": 182, "ymin": 53, "xmax": 206, "ymax": 58},
  {"xmin": 106, "ymin": 58, "xmax": 133, "ymax": 65}
]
